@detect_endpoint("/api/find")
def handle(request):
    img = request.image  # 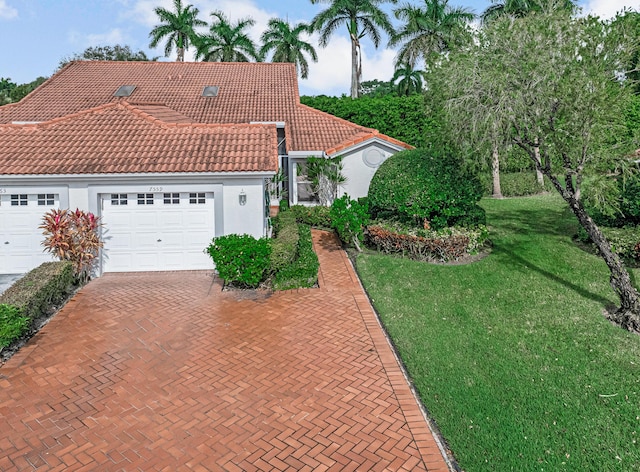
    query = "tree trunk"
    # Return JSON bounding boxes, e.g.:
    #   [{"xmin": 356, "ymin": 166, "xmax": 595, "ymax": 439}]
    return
[
  {"xmin": 564, "ymin": 193, "xmax": 640, "ymax": 332},
  {"xmin": 492, "ymin": 144, "xmax": 503, "ymax": 199},
  {"xmin": 534, "ymin": 144, "xmax": 544, "ymax": 187},
  {"xmin": 350, "ymin": 35, "xmax": 359, "ymax": 99},
  {"xmin": 177, "ymin": 47, "xmax": 184, "ymax": 62}
]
